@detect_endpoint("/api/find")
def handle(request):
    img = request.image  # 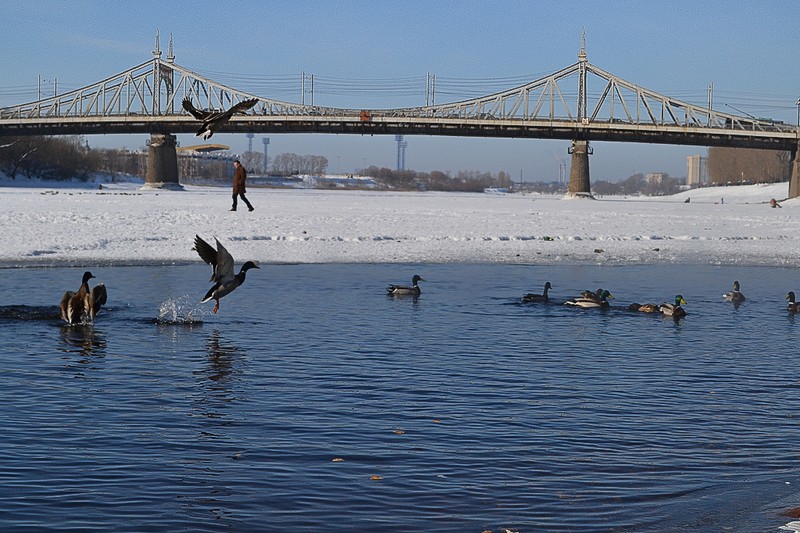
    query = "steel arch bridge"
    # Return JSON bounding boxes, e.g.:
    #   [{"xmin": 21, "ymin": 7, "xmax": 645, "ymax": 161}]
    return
[{"xmin": 1, "ymin": 34, "xmax": 799, "ymax": 194}]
